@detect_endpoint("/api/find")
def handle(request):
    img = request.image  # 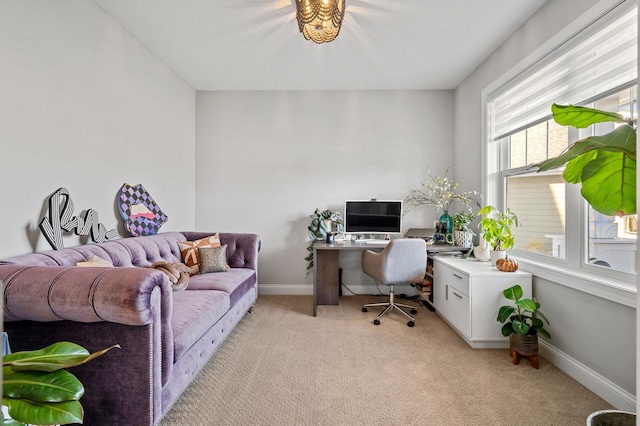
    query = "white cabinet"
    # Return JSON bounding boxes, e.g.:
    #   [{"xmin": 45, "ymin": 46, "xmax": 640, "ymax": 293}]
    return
[{"xmin": 433, "ymin": 256, "xmax": 532, "ymax": 349}]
